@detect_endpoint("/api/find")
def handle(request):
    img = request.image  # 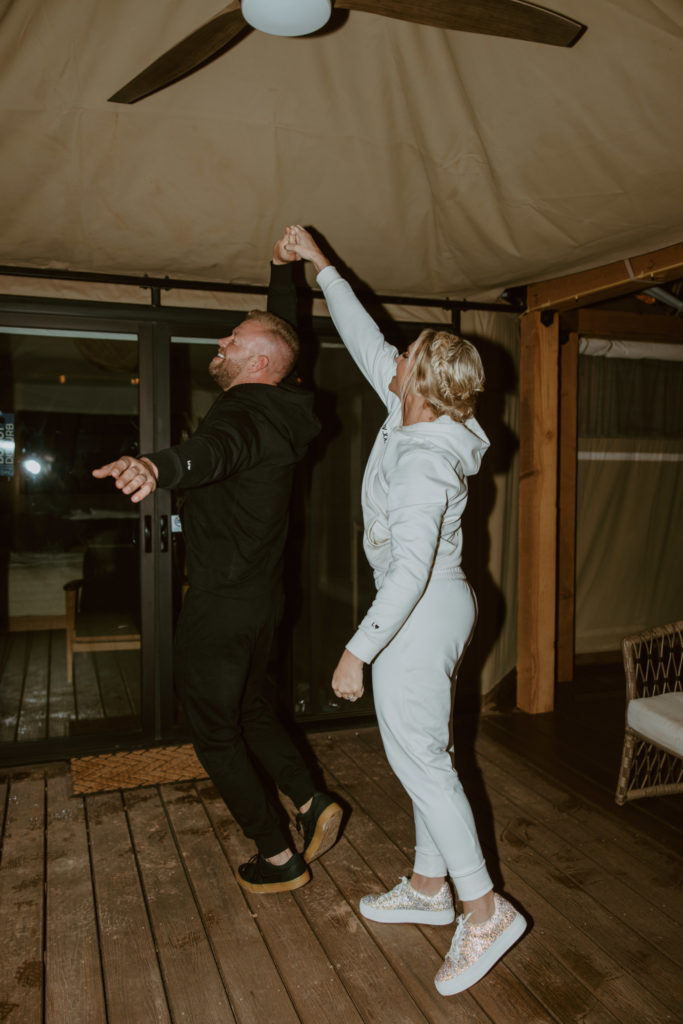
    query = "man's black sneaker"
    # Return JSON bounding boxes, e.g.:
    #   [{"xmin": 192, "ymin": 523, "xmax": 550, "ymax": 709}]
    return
[
  {"xmin": 296, "ymin": 792, "xmax": 343, "ymax": 863},
  {"xmin": 237, "ymin": 852, "xmax": 310, "ymax": 894}
]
